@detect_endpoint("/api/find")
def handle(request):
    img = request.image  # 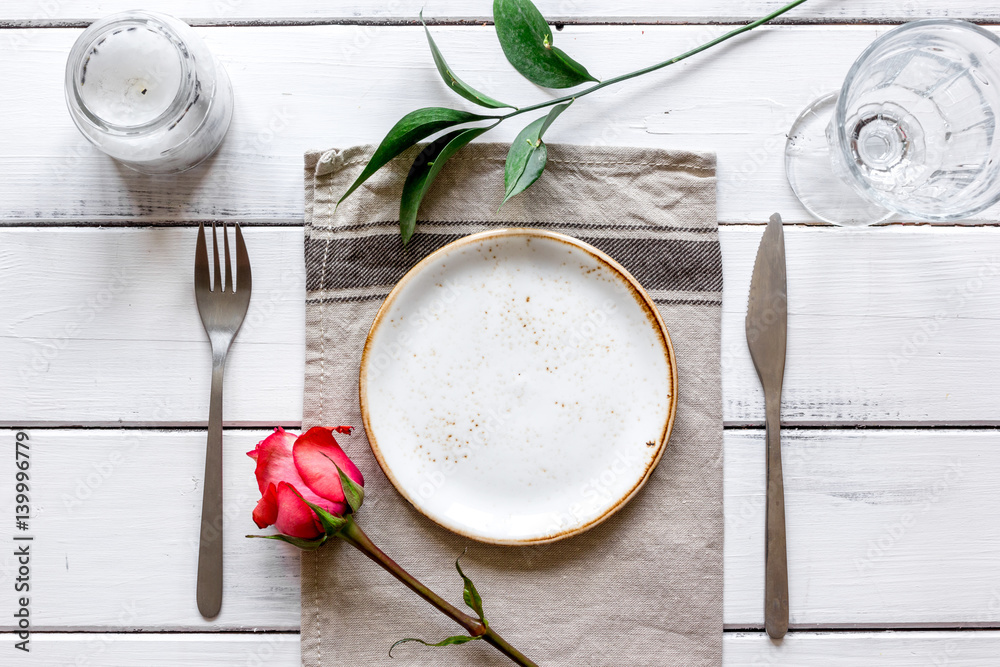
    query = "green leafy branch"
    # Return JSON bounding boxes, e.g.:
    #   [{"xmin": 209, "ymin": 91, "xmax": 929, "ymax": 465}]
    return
[{"xmin": 339, "ymin": 0, "xmax": 810, "ymax": 245}]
